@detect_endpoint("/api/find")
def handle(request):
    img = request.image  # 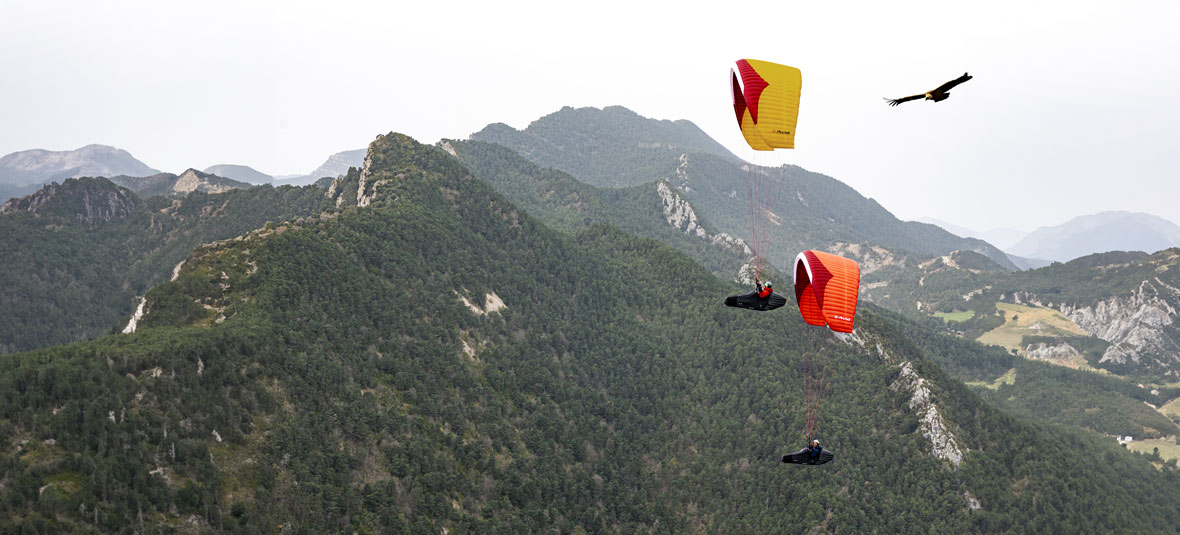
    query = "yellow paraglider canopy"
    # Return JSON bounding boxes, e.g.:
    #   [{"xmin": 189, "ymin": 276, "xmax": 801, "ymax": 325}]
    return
[{"xmin": 731, "ymin": 59, "xmax": 802, "ymax": 151}]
